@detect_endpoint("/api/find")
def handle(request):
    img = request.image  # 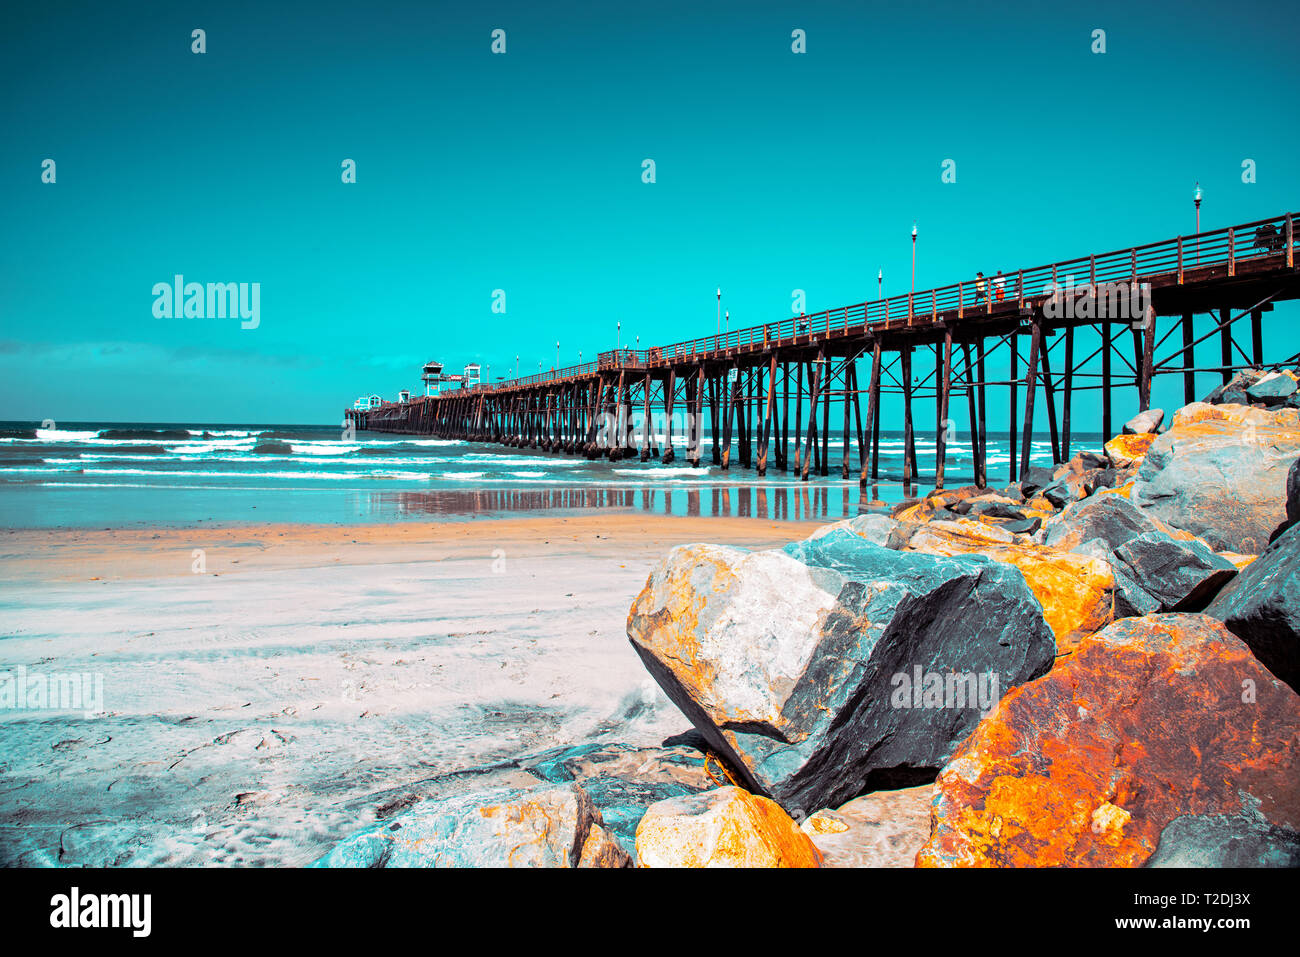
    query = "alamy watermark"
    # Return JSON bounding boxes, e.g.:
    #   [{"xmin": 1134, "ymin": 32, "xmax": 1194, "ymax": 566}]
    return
[
  {"xmin": 0, "ymin": 666, "xmax": 105, "ymax": 718},
  {"xmin": 1043, "ymin": 278, "xmax": 1151, "ymax": 329},
  {"xmin": 890, "ymin": 666, "xmax": 1000, "ymax": 714},
  {"xmin": 152, "ymin": 275, "xmax": 260, "ymax": 329}
]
